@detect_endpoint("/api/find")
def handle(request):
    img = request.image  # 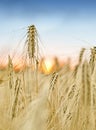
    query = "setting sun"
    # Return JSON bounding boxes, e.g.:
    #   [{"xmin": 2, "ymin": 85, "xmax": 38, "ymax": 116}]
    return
[{"xmin": 41, "ymin": 58, "xmax": 54, "ymax": 74}]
